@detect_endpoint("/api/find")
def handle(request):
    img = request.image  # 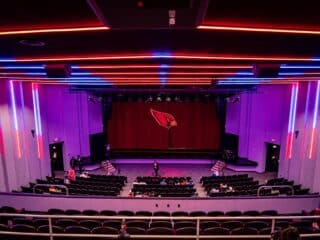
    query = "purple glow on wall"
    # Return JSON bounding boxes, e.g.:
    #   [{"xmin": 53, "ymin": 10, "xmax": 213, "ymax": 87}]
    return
[
  {"xmin": 0, "ymin": 120, "xmax": 4, "ymax": 156},
  {"xmin": 9, "ymin": 80, "xmax": 21, "ymax": 158},
  {"xmin": 304, "ymin": 82, "xmax": 311, "ymax": 126},
  {"xmin": 286, "ymin": 83, "xmax": 299, "ymax": 159},
  {"xmin": 309, "ymin": 81, "xmax": 320, "ymax": 159},
  {"xmin": 32, "ymin": 83, "xmax": 43, "ymax": 159},
  {"xmin": 19, "ymin": 82, "xmax": 30, "ymax": 158}
]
